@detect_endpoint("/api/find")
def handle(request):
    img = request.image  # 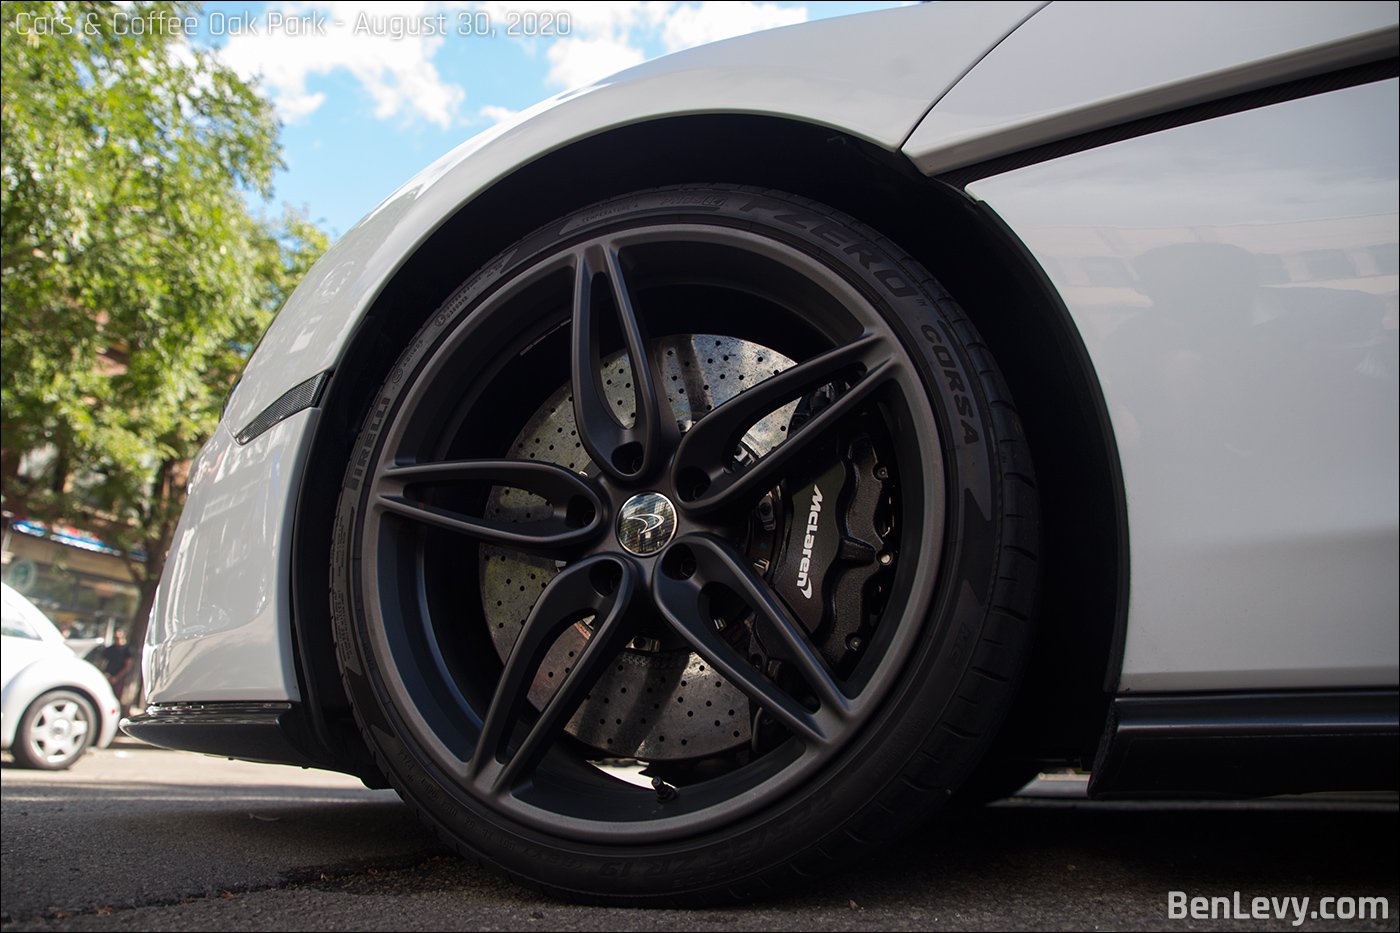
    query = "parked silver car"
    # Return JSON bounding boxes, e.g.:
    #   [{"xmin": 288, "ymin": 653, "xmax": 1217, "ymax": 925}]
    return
[{"xmin": 2, "ymin": 584, "xmax": 120, "ymax": 769}]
